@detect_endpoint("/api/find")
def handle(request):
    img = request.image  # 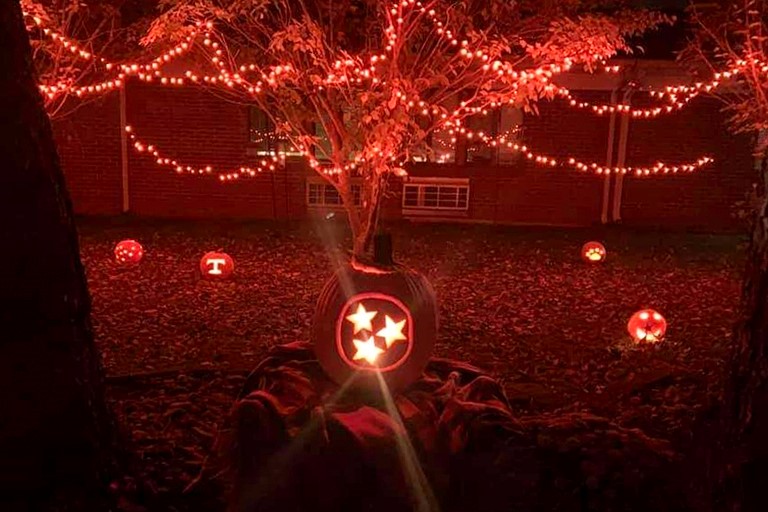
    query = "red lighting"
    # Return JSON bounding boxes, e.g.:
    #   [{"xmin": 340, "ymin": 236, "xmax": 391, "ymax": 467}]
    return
[
  {"xmin": 336, "ymin": 293, "xmax": 413, "ymax": 372},
  {"xmin": 581, "ymin": 241, "xmax": 607, "ymax": 263},
  {"xmin": 200, "ymin": 251, "xmax": 234, "ymax": 279},
  {"xmin": 114, "ymin": 239, "xmax": 143, "ymax": 265},
  {"xmin": 627, "ymin": 309, "xmax": 667, "ymax": 343}
]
